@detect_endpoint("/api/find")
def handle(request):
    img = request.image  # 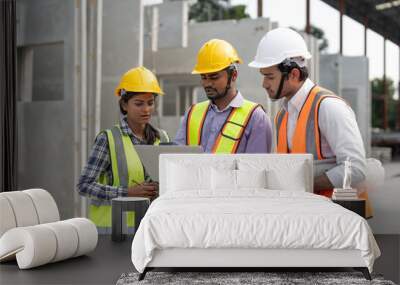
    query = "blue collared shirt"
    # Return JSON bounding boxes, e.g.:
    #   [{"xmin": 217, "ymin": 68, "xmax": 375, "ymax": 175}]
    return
[{"xmin": 174, "ymin": 92, "xmax": 273, "ymax": 153}]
